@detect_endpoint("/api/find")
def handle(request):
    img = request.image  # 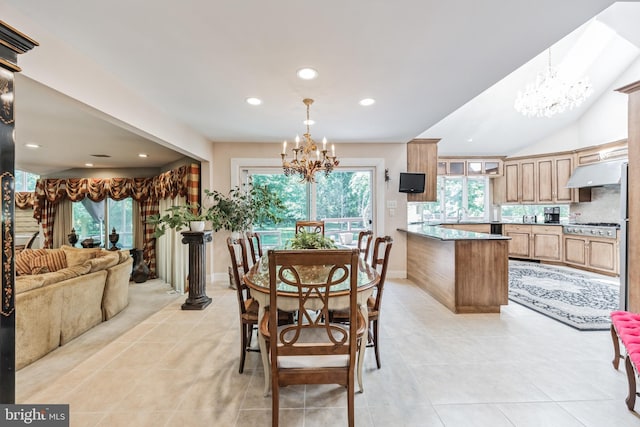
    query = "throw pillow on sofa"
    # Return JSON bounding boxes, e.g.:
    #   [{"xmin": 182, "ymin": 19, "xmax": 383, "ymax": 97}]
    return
[
  {"xmin": 60, "ymin": 245, "xmax": 101, "ymax": 267},
  {"xmin": 85, "ymin": 251, "xmax": 119, "ymax": 272},
  {"xmin": 15, "ymin": 249, "xmax": 48, "ymax": 276},
  {"xmin": 29, "ymin": 250, "xmax": 67, "ymax": 274}
]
